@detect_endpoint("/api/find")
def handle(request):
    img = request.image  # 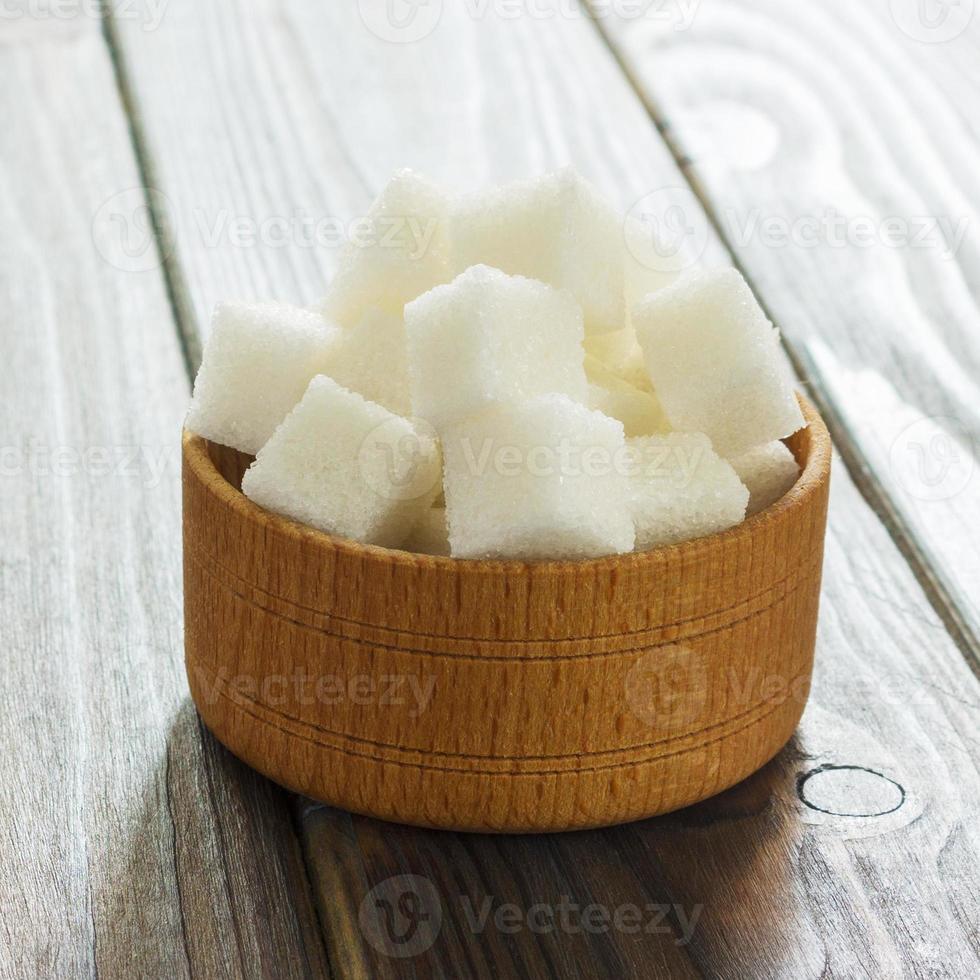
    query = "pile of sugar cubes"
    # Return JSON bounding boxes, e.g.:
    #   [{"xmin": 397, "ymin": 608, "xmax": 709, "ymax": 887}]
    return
[{"xmin": 186, "ymin": 168, "xmax": 805, "ymax": 560}]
